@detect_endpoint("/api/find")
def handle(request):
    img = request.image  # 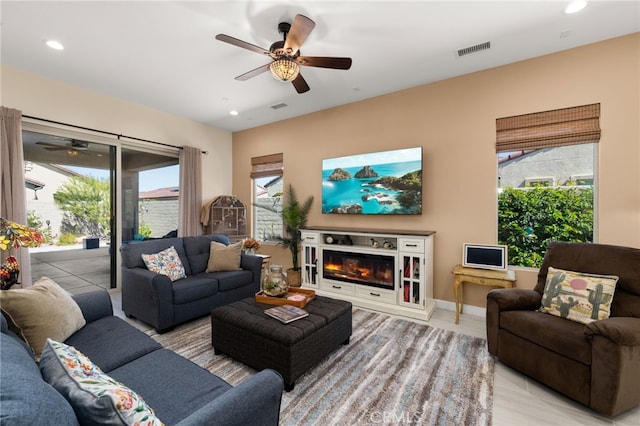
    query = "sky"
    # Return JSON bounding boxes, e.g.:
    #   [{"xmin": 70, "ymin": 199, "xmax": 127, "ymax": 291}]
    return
[
  {"xmin": 322, "ymin": 147, "xmax": 422, "ymax": 170},
  {"xmin": 67, "ymin": 165, "xmax": 179, "ymax": 192}
]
